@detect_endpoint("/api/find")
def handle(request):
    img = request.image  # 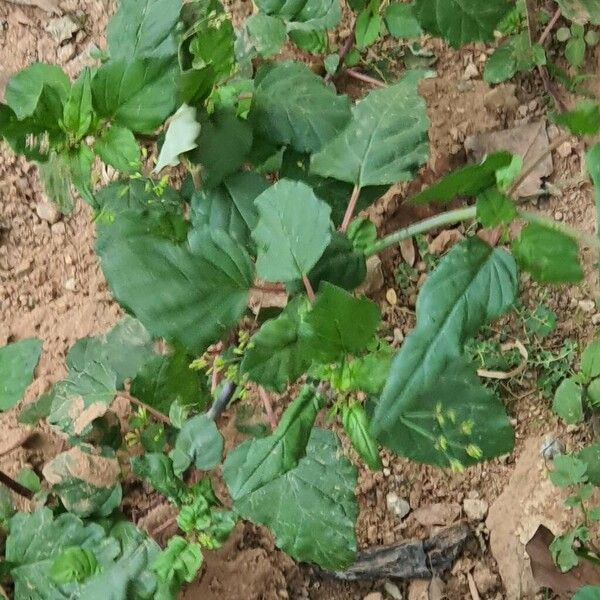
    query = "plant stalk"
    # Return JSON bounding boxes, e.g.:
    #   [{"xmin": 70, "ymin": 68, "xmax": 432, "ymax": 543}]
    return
[
  {"xmin": 126, "ymin": 393, "xmax": 171, "ymax": 425},
  {"xmin": 207, "ymin": 380, "xmax": 237, "ymax": 421},
  {"xmin": 340, "ymin": 184, "xmax": 362, "ymax": 233},
  {"xmin": 0, "ymin": 470, "xmax": 33, "ymax": 500},
  {"xmin": 538, "ymin": 8, "xmax": 561, "ymax": 45},
  {"xmin": 345, "ymin": 69, "xmax": 386, "ymax": 88},
  {"xmin": 324, "ymin": 24, "xmax": 356, "ymax": 84},
  {"xmin": 302, "ymin": 274, "xmax": 316, "ymax": 303}
]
